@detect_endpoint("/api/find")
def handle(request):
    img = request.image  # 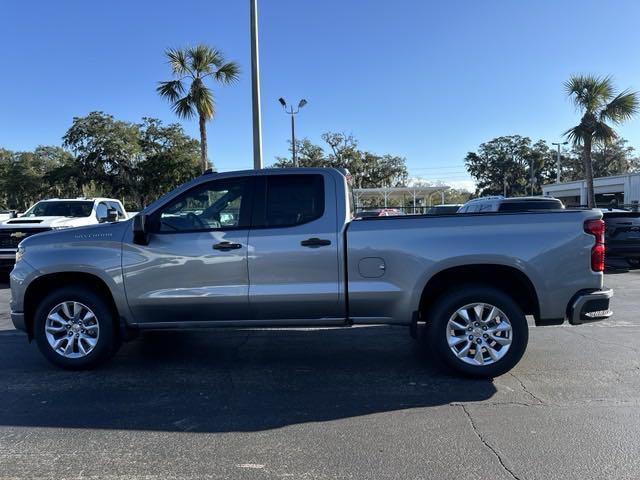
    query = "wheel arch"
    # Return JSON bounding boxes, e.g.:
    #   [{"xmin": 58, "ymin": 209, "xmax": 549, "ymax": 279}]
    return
[
  {"xmin": 23, "ymin": 272, "xmax": 121, "ymax": 340},
  {"xmin": 418, "ymin": 264, "xmax": 540, "ymax": 322}
]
